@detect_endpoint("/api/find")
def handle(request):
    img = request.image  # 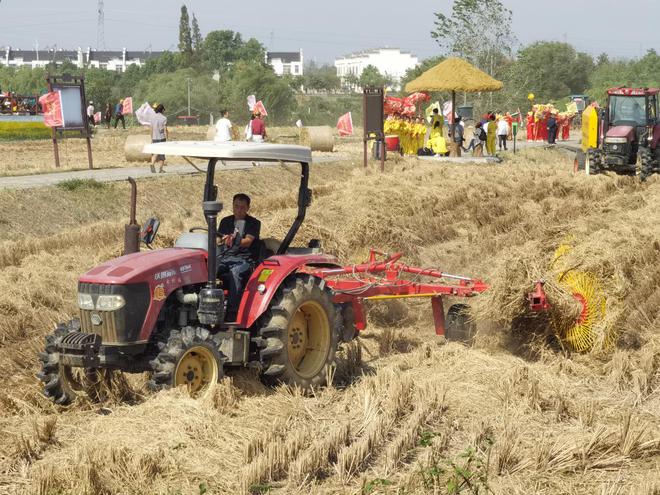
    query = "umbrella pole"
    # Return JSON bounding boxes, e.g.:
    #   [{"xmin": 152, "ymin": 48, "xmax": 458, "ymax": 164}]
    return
[{"xmin": 451, "ymin": 90, "xmax": 456, "ymax": 156}]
